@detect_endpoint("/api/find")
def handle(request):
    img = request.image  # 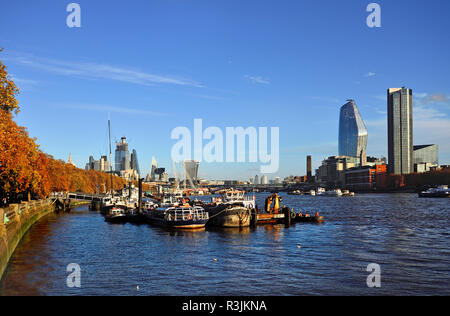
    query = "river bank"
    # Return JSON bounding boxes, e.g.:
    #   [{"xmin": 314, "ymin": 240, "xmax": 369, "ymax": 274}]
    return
[{"xmin": 0, "ymin": 199, "xmax": 88, "ymax": 279}]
